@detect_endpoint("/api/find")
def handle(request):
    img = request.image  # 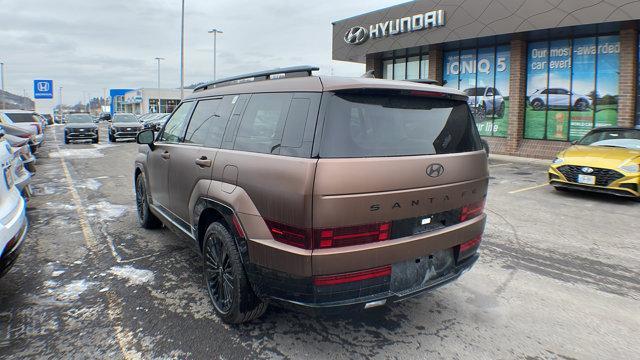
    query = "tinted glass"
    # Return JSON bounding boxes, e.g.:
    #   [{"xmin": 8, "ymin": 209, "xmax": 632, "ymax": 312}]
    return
[
  {"xmin": 281, "ymin": 98, "xmax": 310, "ymax": 148},
  {"xmin": 320, "ymin": 93, "xmax": 482, "ymax": 158},
  {"xmin": 579, "ymin": 129, "xmax": 640, "ymax": 145},
  {"xmin": 233, "ymin": 93, "xmax": 291, "ymax": 154},
  {"xmin": 464, "ymin": 87, "xmax": 485, "ymax": 96},
  {"xmin": 5, "ymin": 113, "xmax": 40, "ymax": 123},
  {"xmin": 112, "ymin": 114, "xmax": 138, "ymax": 123},
  {"xmin": 67, "ymin": 114, "xmax": 93, "ymax": 123},
  {"xmin": 159, "ymin": 102, "xmax": 195, "ymax": 143},
  {"xmin": 184, "ymin": 98, "xmax": 228, "ymax": 148}
]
